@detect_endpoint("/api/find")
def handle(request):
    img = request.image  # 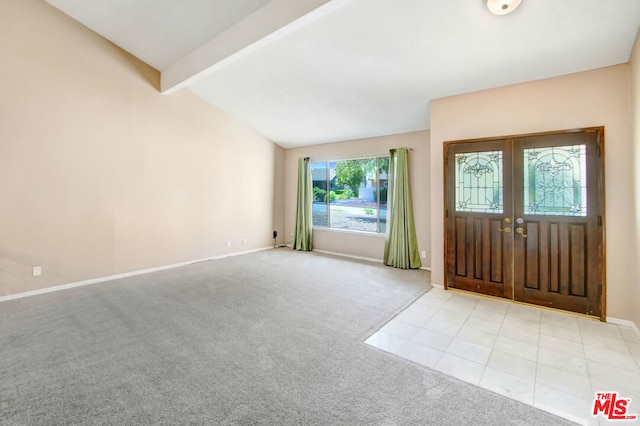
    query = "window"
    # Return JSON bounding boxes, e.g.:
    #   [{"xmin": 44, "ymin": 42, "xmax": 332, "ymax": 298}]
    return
[
  {"xmin": 454, "ymin": 151, "xmax": 503, "ymax": 214},
  {"xmin": 311, "ymin": 156, "xmax": 389, "ymax": 233},
  {"xmin": 523, "ymin": 145, "xmax": 587, "ymax": 216}
]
